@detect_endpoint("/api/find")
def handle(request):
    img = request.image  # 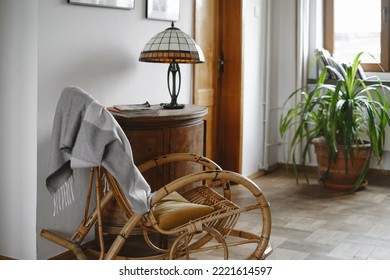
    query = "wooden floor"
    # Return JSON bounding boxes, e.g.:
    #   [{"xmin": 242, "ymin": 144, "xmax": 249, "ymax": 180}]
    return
[{"xmin": 252, "ymin": 168, "xmax": 390, "ymax": 260}]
